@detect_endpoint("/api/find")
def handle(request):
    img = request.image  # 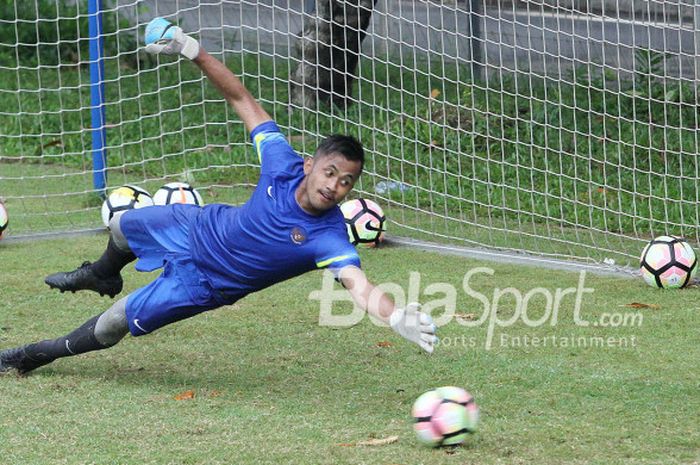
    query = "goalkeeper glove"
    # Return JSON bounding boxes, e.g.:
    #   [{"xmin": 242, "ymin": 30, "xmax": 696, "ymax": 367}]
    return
[
  {"xmin": 144, "ymin": 17, "xmax": 200, "ymax": 60},
  {"xmin": 389, "ymin": 302, "xmax": 438, "ymax": 353}
]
